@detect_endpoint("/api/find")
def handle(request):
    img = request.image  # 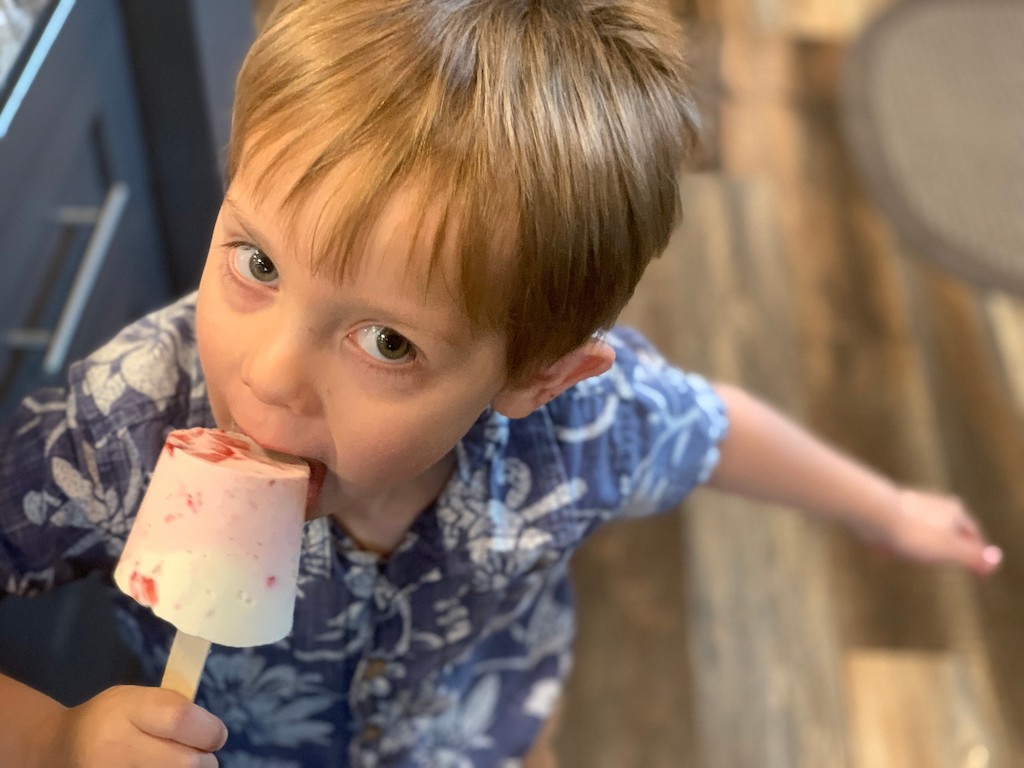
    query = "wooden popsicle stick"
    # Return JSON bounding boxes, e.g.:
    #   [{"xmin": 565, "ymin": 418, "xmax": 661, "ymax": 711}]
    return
[{"xmin": 160, "ymin": 630, "xmax": 212, "ymax": 701}]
